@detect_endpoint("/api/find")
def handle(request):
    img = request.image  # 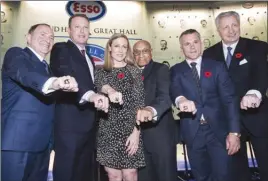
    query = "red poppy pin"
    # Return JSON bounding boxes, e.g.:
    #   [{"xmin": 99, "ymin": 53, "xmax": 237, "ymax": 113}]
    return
[
  {"xmin": 204, "ymin": 71, "xmax": 212, "ymax": 78},
  {"xmin": 235, "ymin": 53, "xmax": 243, "ymax": 59},
  {"xmin": 117, "ymin": 73, "xmax": 125, "ymax": 79},
  {"xmin": 141, "ymin": 75, "xmax": 144, "ymax": 81}
]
